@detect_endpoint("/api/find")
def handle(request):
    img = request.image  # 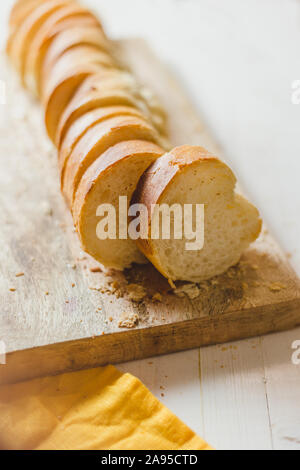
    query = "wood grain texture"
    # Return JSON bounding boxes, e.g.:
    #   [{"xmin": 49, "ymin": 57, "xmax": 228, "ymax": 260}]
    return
[{"xmin": 1, "ymin": 39, "xmax": 300, "ymax": 385}]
